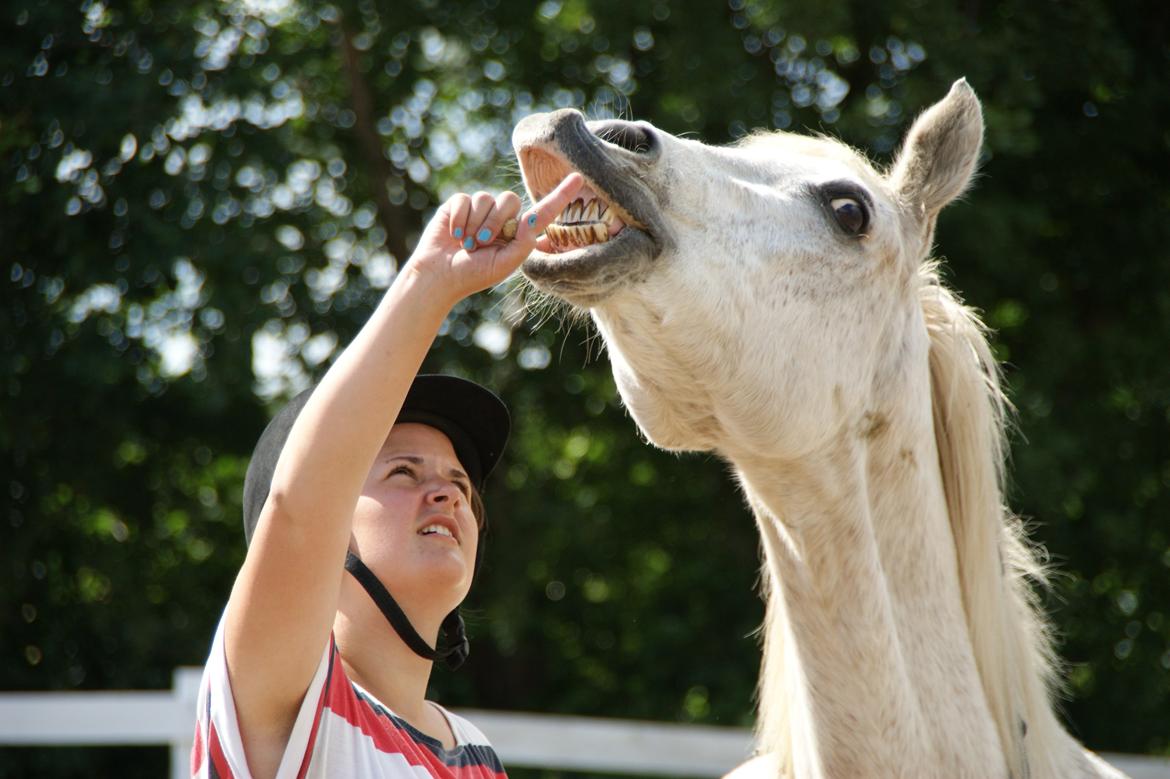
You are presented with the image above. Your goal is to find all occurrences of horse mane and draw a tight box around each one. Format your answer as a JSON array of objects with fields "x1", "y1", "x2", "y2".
[
  {"x1": 753, "y1": 262, "x2": 1066, "y2": 777},
  {"x1": 919, "y1": 261, "x2": 1064, "y2": 777}
]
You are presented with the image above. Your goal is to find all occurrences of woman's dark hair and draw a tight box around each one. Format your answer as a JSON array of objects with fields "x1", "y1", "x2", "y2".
[{"x1": 470, "y1": 486, "x2": 486, "y2": 531}]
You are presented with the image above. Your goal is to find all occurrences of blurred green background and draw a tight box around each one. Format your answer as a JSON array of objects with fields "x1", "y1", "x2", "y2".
[{"x1": 2, "y1": 0, "x2": 1168, "y2": 775}]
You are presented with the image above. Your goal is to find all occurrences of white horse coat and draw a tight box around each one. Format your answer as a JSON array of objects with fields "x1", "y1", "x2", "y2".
[{"x1": 513, "y1": 81, "x2": 1126, "y2": 779}]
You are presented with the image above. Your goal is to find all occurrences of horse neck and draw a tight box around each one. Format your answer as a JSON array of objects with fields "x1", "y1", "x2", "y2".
[{"x1": 729, "y1": 372, "x2": 1008, "y2": 778}]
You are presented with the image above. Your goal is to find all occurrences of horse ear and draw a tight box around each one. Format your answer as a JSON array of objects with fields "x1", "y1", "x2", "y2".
[{"x1": 889, "y1": 79, "x2": 984, "y2": 221}]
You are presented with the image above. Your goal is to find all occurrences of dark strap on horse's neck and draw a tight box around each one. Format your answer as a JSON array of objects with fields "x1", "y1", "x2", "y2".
[
  {"x1": 343, "y1": 551, "x2": 468, "y2": 669},
  {"x1": 1015, "y1": 717, "x2": 1030, "y2": 779}
]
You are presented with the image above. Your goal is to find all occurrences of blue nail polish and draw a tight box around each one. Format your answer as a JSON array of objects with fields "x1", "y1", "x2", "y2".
[
  {"x1": 454, "y1": 227, "x2": 463, "y2": 239},
  {"x1": 463, "y1": 236, "x2": 475, "y2": 250},
  {"x1": 477, "y1": 228, "x2": 491, "y2": 242},
  {"x1": 527, "y1": 214, "x2": 537, "y2": 227}
]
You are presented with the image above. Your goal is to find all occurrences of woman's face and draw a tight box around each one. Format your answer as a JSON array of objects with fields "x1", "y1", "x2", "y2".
[{"x1": 350, "y1": 423, "x2": 479, "y2": 612}]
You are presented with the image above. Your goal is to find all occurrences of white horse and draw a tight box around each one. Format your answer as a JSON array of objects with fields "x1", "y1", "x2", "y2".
[{"x1": 512, "y1": 81, "x2": 1127, "y2": 779}]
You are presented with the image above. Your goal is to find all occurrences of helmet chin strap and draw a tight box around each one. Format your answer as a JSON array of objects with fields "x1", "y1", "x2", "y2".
[{"x1": 343, "y1": 551, "x2": 470, "y2": 671}]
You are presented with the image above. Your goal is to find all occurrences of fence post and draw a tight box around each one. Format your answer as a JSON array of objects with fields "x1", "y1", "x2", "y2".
[{"x1": 171, "y1": 667, "x2": 203, "y2": 779}]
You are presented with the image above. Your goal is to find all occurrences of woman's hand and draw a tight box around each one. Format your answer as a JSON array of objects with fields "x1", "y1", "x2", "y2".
[{"x1": 404, "y1": 173, "x2": 584, "y2": 309}]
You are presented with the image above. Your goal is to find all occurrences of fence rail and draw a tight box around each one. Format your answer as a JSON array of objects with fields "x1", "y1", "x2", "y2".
[{"x1": 2, "y1": 668, "x2": 1167, "y2": 778}]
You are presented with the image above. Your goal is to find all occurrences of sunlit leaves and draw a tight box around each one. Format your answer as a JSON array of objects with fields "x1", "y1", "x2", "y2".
[{"x1": 2, "y1": 3, "x2": 1168, "y2": 775}]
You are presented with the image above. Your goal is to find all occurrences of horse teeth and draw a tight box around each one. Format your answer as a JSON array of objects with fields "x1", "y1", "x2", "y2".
[
  {"x1": 543, "y1": 213, "x2": 610, "y2": 250},
  {"x1": 554, "y1": 198, "x2": 612, "y2": 227}
]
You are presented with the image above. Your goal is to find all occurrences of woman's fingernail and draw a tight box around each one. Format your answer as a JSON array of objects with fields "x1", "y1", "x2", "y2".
[
  {"x1": 477, "y1": 228, "x2": 492, "y2": 243},
  {"x1": 527, "y1": 213, "x2": 538, "y2": 227},
  {"x1": 463, "y1": 236, "x2": 475, "y2": 250},
  {"x1": 454, "y1": 227, "x2": 463, "y2": 239}
]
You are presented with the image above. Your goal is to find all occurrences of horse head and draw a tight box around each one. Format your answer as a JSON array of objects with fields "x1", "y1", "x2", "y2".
[{"x1": 513, "y1": 80, "x2": 983, "y2": 465}]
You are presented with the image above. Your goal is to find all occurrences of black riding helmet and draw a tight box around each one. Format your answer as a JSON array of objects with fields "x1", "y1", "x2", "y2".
[{"x1": 242, "y1": 374, "x2": 510, "y2": 670}]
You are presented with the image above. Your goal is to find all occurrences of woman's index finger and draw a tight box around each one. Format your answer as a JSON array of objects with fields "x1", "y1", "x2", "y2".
[
  {"x1": 521, "y1": 173, "x2": 584, "y2": 239},
  {"x1": 492, "y1": 175, "x2": 580, "y2": 246},
  {"x1": 488, "y1": 173, "x2": 584, "y2": 271}
]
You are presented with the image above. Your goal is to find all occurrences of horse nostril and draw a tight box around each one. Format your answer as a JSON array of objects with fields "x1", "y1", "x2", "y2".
[{"x1": 591, "y1": 120, "x2": 656, "y2": 155}]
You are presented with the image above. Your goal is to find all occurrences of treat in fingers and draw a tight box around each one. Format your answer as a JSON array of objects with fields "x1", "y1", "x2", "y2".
[{"x1": 492, "y1": 218, "x2": 519, "y2": 244}]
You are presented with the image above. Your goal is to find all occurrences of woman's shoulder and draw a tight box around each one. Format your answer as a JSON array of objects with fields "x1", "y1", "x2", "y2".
[
  {"x1": 428, "y1": 703, "x2": 507, "y2": 775},
  {"x1": 430, "y1": 702, "x2": 494, "y2": 748}
]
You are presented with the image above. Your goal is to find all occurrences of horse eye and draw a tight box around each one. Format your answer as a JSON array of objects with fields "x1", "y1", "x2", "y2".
[{"x1": 830, "y1": 197, "x2": 868, "y2": 236}]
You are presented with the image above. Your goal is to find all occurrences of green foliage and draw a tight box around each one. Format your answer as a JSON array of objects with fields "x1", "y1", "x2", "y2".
[{"x1": 2, "y1": 0, "x2": 1168, "y2": 775}]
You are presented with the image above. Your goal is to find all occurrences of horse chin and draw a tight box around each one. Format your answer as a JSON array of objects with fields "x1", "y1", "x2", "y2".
[{"x1": 522, "y1": 226, "x2": 658, "y2": 306}]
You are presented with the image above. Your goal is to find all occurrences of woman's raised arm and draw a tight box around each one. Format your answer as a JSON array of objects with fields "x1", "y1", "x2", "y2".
[{"x1": 220, "y1": 175, "x2": 582, "y2": 776}]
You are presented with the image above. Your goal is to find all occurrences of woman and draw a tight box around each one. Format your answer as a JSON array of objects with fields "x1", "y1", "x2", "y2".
[{"x1": 192, "y1": 173, "x2": 584, "y2": 778}]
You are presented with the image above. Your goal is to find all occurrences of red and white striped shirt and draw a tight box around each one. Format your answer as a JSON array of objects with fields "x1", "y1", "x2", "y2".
[{"x1": 191, "y1": 618, "x2": 506, "y2": 778}]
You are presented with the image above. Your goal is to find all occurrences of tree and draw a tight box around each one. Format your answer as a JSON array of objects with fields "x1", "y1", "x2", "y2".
[{"x1": 2, "y1": 0, "x2": 1166, "y2": 776}]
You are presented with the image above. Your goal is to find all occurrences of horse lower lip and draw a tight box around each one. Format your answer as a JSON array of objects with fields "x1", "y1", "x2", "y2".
[{"x1": 523, "y1": 227, "x2": 658, "y2": 292}]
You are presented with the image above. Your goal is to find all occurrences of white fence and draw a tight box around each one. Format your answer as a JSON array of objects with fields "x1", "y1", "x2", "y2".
[{"x1": 2, "y1": 668, "x2": 1167, "y2": 778}]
